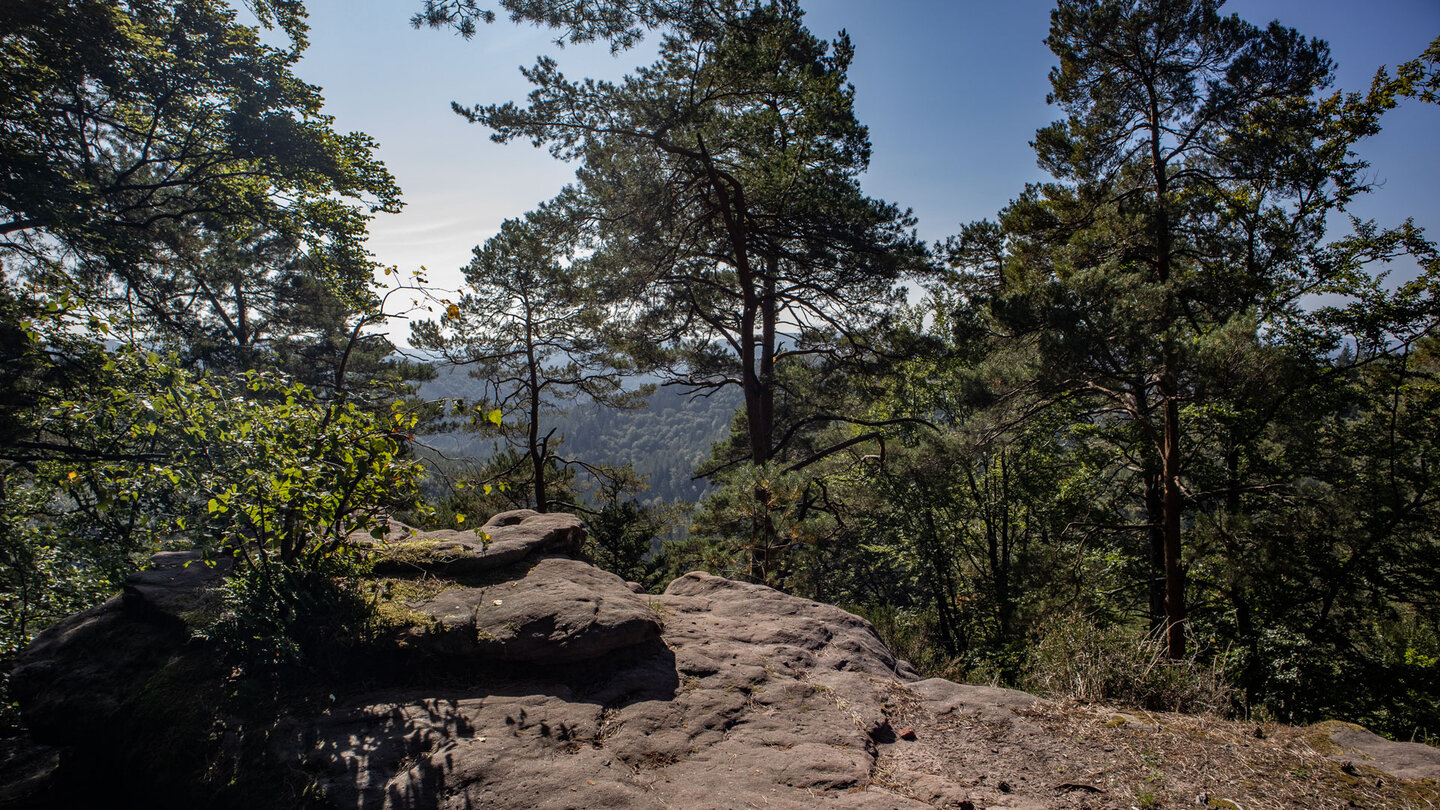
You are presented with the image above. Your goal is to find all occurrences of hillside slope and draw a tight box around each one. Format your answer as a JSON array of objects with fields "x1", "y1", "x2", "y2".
[{"x1": 418, "y1": 364, "x2": 741, "y2": 504}]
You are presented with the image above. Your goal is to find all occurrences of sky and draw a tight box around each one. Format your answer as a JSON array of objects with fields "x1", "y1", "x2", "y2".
[{"x1": 287, "y1": 0, "x2": 1440, "y2": 328}]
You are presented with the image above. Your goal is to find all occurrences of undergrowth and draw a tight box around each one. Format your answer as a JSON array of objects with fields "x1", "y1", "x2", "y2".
[
  {"x1": 862, "y1": 605, "x2": 1234, "y2": 716},
  {"x1": 1022, "y1": 612, "x2": 1233, "y2": 715},
  {"x1": 198, "y1": 555, "x2": 373, "y2": 673}
]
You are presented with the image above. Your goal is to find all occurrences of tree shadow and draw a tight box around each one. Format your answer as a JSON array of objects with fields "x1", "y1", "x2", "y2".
[{"x1": 298, "y1": 638, "x2": 679, "y2": 810}]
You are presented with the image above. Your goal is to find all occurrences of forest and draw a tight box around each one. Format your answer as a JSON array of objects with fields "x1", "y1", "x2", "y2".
[{"x1": 2, "y1": 0, "x2": 1438, "y2": 749}]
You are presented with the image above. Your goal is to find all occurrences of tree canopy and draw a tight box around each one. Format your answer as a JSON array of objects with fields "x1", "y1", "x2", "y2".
[
  {"x1": 0, "y1": 0, "x2": 402, "y2": 405},
  {"x1": 947, "y1": 0, "x2": 1434, "y2": 657},
  {"x1": 459, "y1": 0, "x2": 921, "y2": 466},
  {"x1": 443, "y1": 0, "x2": 925, "y2": 578},
  {"x1": 0, "y1": 0, "x2": 424, "y2": 709}
]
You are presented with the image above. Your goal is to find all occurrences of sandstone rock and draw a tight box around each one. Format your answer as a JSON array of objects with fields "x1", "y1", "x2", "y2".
[
  {"x1": 9, "y1": 550, "x2": 231, "y2": 741},
  {"x1": 909, "y1": 678, "x2": 1040, "y2": 727},
  {"x1": 0, "y1": 738, "x2": 60, "y2": 808},
  {"x1": 7, "y1": 596, "x2": 137, "y2": 739},
  {"x1": 1318, "y1": 720, "x2": 1440, "y2": 780},
  {"x1": 404, "y1": 557, "x2": 663, "y2": 663},
  {"x1": 12, "y1": 513, "x2": 1440, "y2": 810},
  {"x1": 660, "y1": 570, "x2": 910, "y2": 679},
  {"x1": 885, "y1": 767, "x2": 974, "y2": 808},
  {"x1": 276, "y1": 566, "x2": 935, "y2": 809},
  {"x1": 364, "y1": 510, "x2": 585, "y2": 578},
  {"x1": 122, "y1": 550, "x2": 234, "y2": 620}
]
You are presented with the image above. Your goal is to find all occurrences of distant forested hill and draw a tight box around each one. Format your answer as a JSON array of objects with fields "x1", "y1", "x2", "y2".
[{"x1": 416, "y1": 363, "x2": 741, "y2": 504}]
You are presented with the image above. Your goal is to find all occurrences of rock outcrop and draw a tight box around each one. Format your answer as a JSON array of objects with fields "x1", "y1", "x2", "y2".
[
  {"x1": 278, "y1": 567, "x2": 936, "y2": 810},
  {"x1": 358, "y1": 512, "x2": 659, "y2": 665},
  {"x1": 6, "y1": 510, "x2": 1439, "y2": 810},
  {"x1": 7, "y1": 550, "x2": 234, "y2": 740},
  {"x1": 362, "y1": 509, "x2": 586, "y2": 578}
]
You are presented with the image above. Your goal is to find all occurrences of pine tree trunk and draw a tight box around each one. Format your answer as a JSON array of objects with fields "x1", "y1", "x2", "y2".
[
  {"x1": 1161, "y1": 382, "x2": 1187, "y2": 658},
  {"x1": 1145, "y1": 466, "x2": 1167, "y2": 634},
  {"x1": 527, "y1": 315, "x2": 547, "y2": 513},
  {"x1": 1150, "y1": 98, "x2": 1186, "y2": 659}
]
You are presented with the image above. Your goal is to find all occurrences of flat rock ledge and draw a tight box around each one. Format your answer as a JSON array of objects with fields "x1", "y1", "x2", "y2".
[
  {"x1": 1318, "y1": 721, "x2": 1440, "y2": 782},
  {"x1": 361, "y1": 510, "x2": 662, "y2": 664},
  {"x1": 360, "y1": 509, "x2": 586, "y2": 578}
]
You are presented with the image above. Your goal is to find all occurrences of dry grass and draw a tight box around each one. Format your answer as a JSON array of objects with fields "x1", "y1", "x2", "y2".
[
  {"x1": 1024, "y1": 615, "x2": 1232, "y2": 715},
  {"x1": 1023, "y1": 700, "x2": 1439, "y2": 809},
  {"x1": 874, "y1": 686, "x2": 1439, "y2": 809}
]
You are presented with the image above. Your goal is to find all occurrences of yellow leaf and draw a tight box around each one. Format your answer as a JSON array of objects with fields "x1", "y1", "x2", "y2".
[
  {"x1": 67, "y1": 471, "x2": 78, "y2": 481},
  {"x1": 446, "y1": 303, "x2": 461, "y2": 320},
  {"x1": 455, "y1": 513, "x2": 466, "y2": 524},
  {"x1": 486, "y1": 408, "x2": 503, "y2": 426}
]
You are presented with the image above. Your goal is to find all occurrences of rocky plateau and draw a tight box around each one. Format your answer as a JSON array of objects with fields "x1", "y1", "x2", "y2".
[{"x1": 4, "y1": 510, "x2": 1438, "y2": 809}]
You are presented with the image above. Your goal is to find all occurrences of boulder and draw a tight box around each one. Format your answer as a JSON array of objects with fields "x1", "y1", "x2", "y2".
[
  {"x1": 9, "y1": 550, "x2": 231, "y2": 740},
  {"x1": 274, "y1": 563, "x2": 933, "y2": 809}
]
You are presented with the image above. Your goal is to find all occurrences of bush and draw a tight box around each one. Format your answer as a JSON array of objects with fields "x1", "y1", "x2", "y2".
[
  {"x1": 199, "y1": 552, "x2": 375, "y2": 673},
  {"x1": 4, "y1": 351, "x2": 427, "y2": 687}
]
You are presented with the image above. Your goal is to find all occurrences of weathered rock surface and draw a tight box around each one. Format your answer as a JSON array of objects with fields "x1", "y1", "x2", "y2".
[
  {"x1": 7, "y1": 510, "x2": 1440, "y2": 810},
  {"x1": 361, "y1": 509, "x2": 585, "y2": 578},
  {"x1": 1319, "y1": 721, "x2": 1440, "y2": 781},
  {"x1": 408, "y1": 556, "x2": 663, "y2": 663},
  {"x1": 123, "y1": 550, "x2": 235, "y2": 619},
  {"x1": 8, "y1": 551, "x2": 232, "y2": 739},
  {"x1": 276, "y1": 569, "x2": 932, "y2": 809}
]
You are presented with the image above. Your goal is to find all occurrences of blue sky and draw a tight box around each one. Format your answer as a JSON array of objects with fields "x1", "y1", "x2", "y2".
[{"x1": 290, "y1": 1, "x2": 1439, "y2": 310}]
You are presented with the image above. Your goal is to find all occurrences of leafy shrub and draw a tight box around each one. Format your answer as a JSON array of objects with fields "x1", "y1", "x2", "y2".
[
  {"x1": 199, "y1": 552, "x2": 374, "y2": 672},
  {"x1": 177, "y1": 370, "x2": 427, "y2": 567},
  {"x1": 4, "y1": 350, "x2": 427, "y2": 683},
  {"x1": 1245, "y1": 619, "x2": 1440, "y2": 742}
]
